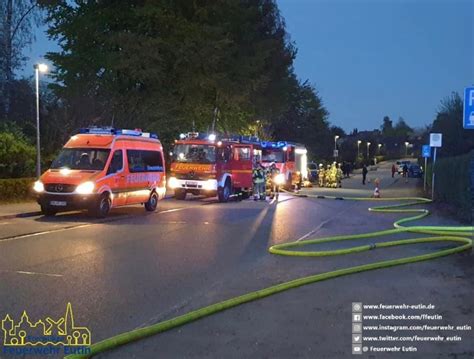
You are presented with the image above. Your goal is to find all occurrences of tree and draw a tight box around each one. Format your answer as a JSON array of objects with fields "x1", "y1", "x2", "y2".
[
  {"x1": 42, "y1": 0, "x2": 298, "y2": 147},
  {"x1": 380, "y1": 116, "x2": 393, "y2": 135},
  {"x1": 271, "y1": 77, "x2": 330, "y2": 159},
  {"x1": 431, "y1": 92, "x2": 474, "y2": 157},
  {"x1": 0, "y1": 0, "x2": 41, "y2": 118}
]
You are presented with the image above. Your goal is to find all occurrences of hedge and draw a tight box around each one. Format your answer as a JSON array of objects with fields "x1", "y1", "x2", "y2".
[
  {"x1": 0, "y1": 178, "x2": 35, "y2": 202},
  {"x1": 426, "y1": 150, "x2": 472, "y2": 222}
]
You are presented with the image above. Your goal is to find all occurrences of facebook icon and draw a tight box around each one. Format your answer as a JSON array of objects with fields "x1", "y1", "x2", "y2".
[{"x1": 464, "y1": 87, "x2": 474, "y2": 129}]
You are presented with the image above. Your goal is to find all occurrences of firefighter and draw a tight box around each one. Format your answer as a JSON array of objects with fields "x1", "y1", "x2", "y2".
[
  {"x1": 324, "y1": 164, "x2": 331, "y2": 187},
  {"x1": 328, "y1": 162, "x2": 338, "y2": 188},
  {"x1": 318, "y1": 163, "x2": 325, "y2": 187},
  {"x1": 268, "y1": 162, "x2": 281, "y2": 199},
  {"x1": 337, "y1": 163, "x2": 343, "y2": 188},
  {"x1": 252, "y1": 161, "x2": 266, "y2": 201}
]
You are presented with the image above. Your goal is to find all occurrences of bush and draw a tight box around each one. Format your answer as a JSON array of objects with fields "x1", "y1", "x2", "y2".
[
  {"x1": 0, "y1": 131, "x2": 35, "y2": 178},
  {"x1": 426, "y1": 150, "x2": 472, "y2": 222},
  {"x1": 0, "y1": 178, "x2": 35, "y2": 202}
]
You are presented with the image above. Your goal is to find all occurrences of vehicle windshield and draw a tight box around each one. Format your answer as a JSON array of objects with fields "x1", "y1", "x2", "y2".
[
  {"x1": 51, "y1": 148, "x2": 111, "y2": 170},
  {"x1": 262, "y1": 149, "x2": 285, "y2": 163},
  {"x1": 173, "y1": 144, "x2": 216, "y2": 164}
]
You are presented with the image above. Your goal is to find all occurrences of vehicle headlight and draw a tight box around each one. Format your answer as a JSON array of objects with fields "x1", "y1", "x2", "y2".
[
  {"x1": 274, "y1": 173, "x2": 286, "y2": 185},
  {"x1": 203, "y1": 179, "x2": 217, "y2": 191},
  {"x1": 75, "y1": 181, "x2": 95, "y2": 194},
  {"x1": 33, "y1": 181, "x2": 44, "y2": 193},
  {"x1": 168, "y1": 177, "x2": 179, "y2": 189}
]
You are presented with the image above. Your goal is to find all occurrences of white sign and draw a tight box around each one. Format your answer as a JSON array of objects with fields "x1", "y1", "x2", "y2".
[
  {"x1": 333, "y1": 149, "x2": 339, "y2": 157},
  {"x1": 429, "y1": 133, "x2": 442, "y2": 148}
]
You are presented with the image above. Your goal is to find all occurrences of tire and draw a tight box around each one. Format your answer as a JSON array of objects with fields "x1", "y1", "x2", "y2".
[
  {"x1": 145, "y1": 191, "x2": 158, "y2": 212},
  {"x1": 90, "y1": 193, "x2": 111, "y2": 218},
  {"x1": 217, "y1": 180, "x2": 231, "y2": 203},
  {"x1": 175, "y1": 189, "x2": 186, "y2": 200},
  {"x1": 40, "y1": 204, "x2": 57, "y2": 216}
]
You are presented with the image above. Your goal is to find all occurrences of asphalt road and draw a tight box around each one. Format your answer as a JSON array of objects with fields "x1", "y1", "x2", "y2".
[{"x1": 0, "y1": 162, "x2": 472, "y2": 359}]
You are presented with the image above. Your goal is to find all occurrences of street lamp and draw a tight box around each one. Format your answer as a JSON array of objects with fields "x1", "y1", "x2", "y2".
[
  {"x1": 404, "y1": 141, "x2": 409, "y2": 157},
  {"x1": 34, "y1": 63, "x2": 48, "y2": 178},
  {"x1": 334, "y1": 135, "x2": 340, "y2": 158},
  {"x1": 378, "y1": 143, "x2": 382, "y2": 153},
  {"x1": 357, "y1": 140, "x2": 362, "y2": 158},
  {"x1": 367, "y1": 142, "x2": 371, "y2": 159}
]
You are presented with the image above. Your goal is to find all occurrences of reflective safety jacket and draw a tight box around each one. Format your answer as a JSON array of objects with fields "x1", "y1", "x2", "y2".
[{"x1": 253, "y1": 167, "x2": 265, "y2": 184}]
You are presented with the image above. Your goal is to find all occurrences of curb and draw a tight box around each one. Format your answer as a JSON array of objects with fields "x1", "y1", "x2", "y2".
[
  {"x1": 0, "y1": 194, "x2": 175, "y2": 220},
  {"x1": 0, "y1": 211, "x2": 42, "y2": 220}
]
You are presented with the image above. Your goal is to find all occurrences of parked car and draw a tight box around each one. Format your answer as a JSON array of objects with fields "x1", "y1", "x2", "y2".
[
  {"x1": 307, "y1": 162, "x2": 318, "y2": 182},
  {"x1": 396, "y1": 160, "x2": 411, "y2": 174},
  {"x1": 408, "y1": 164, "x2": 423, "y2": 178}
]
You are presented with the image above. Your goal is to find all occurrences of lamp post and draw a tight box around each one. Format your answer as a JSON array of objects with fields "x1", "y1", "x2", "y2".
[
  {"x1": 367, "y1": 142, "x2": 371, "y2": 160},
  {"x1": 404, "y1": 141, "x2": 409, "y2": 157},
  {"x1": 378, "y1": 143, "x2": 382, "y2": 153},
  {"x1": 34, "y1": 63, "x2": 48, "y2": 178},
  {"x1": 334, "y1": 135, "x2": 339, "y2": 158},
  {"x1": 357, "y1": 140, "x2": 361, "y2": 158}
]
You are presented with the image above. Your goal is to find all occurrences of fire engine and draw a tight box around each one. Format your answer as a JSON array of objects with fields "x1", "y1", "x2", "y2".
[
  {"x1": 260, "y1": 141, "x2": 308, "y2": 189},
  {"x1": 168, "y1": 133, "x2": 261, "y2": 202}
]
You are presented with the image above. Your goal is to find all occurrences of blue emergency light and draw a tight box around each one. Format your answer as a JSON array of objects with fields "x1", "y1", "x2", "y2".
[
  {"x1": 78, "y1": 127, "x2": 158, "y2": 139},
  {"x1": 261, "y1": 141, "x2": 287, "y2": 148}
]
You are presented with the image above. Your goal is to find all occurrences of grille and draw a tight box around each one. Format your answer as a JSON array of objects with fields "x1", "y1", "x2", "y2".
[
  {"x1": 45, "y1": 183, "x2": 76, "y2": 193},
  {"x1": 176, "y1": 173, "x2": 210, "y2": 181}
]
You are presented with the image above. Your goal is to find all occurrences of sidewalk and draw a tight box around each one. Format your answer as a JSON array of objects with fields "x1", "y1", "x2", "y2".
[
  {"x1": 0, "y1": 201, "x2": 41, "y2": 220},
  {"x1": 302, "y1": 160, "x2": 423, "y2": 198}
]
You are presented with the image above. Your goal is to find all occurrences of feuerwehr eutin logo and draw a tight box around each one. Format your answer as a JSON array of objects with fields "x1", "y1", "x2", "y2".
[{"x1": 1, "y1": 302, "x2": 91, "y2": 356}]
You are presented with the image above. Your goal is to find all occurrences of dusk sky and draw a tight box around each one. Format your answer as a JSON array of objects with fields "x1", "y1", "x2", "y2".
[{"x1": 24, "y1": 0, "x2": 473, "y2": 132}]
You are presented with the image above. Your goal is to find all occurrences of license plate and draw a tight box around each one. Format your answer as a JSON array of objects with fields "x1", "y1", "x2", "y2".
[
  {"x1": 185, "y1": 181, "x2": 198, "y2": 186},
  {"x1": 50, "y1": 201, "x2": 67, "y2": 207}
]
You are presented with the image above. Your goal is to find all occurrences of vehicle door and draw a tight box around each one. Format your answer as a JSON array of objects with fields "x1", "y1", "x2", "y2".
[
  {"x1": 126, "y1": 149, "x2": 163, "y2": 204},
  {"x1": 230, "y1": 145, "x2": 253, "y2": 188},
  {"x1": 106, "y1": 149, "x2": 127, "y2": 206}
]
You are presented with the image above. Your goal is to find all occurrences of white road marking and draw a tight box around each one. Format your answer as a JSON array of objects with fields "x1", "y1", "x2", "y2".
[
  {"x1": 0, "y1": 205, "x2": 198, "y2": 243},
  {"x1": 0, "y1": 269, "x2": 63, "y2": 277}
]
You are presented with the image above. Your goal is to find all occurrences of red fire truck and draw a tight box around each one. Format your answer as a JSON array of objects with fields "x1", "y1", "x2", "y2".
[
  {"x1": 260, "y1": 141, "x2": 308, "y2": 189},
  {"x1": 168, "y1": 133, "x2": 261, "y2": 202}
]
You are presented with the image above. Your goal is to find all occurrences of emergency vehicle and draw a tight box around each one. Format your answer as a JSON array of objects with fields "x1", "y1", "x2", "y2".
[
  {"x1": 168, "y1": 133, "x2": 261, "y2": 202},
  {"x1": 33, "y1": 127, "x2": 166, "y2": 217},
  {"x1": 260, "y1": 141, "x2": 308, "y2": 189}
]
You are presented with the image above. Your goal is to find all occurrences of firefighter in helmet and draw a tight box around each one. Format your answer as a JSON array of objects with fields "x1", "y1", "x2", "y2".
[
  {"x1": 252, "y1": 161, "x2": 266, "y2": 200},
  {"x1": 267, "y1": 162, "x2": 282, "y2": 199},
  {"x1": 318, "y1": 163, "x2": 325, "y2": 187},
  {"x1": 325, "y1": 164, "x2": 332, "y2": 188}
]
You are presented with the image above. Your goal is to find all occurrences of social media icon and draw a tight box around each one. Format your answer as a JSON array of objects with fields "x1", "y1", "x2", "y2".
[
  {"x1": 352, "y1": 323, "x2": 362, "y2": 333},
  {"x1": 352, "y1": 313, "x2": 362, "y2": 322},
  {"x1": 352, "y1": 334, "x2": 362, "y2": 343},
  {"x1": 352, "y1": 345, "x2": 362, "y2": 355},
  {"x1": 352, "y1": 302, "x2": 362, "y2": 312}
]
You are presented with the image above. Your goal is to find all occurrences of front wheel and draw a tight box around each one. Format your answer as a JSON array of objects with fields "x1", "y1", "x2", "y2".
[
  {"x1": 145, "y1": 191, "x2": 158, "y2": 212},
  {"x1": 40, "y1": 204, "x2": 57, "y2": 216},
  {"x1": 89, "y1": 193, "x2": 111, "y2": 218},
  {"x1": 217, "y1": 180, "x2": 231, "y2": 203},
  {"x1": 175, "y1": 189, "x2": 186, "y2": 200}
]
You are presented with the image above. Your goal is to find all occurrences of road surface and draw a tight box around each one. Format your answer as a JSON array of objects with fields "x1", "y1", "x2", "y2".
[{"x1": 0, "y1": 162, "x2": 472, "y2": 358}]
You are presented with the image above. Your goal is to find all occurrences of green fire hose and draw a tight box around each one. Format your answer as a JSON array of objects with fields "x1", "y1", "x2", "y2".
[{"x1": 65, "y1": 195, "x2": 473, "y2": 359}]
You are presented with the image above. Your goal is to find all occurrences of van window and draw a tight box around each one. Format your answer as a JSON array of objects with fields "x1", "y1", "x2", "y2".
[
  {"x1": 127, "y1": 150, "x2": 164, "y2": 173},
  {"x1": 107, "y1": 150, "x2": 123, "y2": 175},
  {"x1": 51, "y1": 148, "x2": 110, "y2": 170}
]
